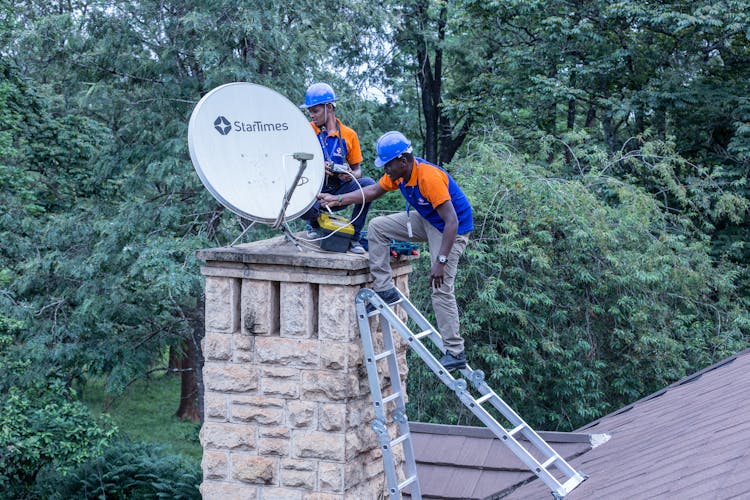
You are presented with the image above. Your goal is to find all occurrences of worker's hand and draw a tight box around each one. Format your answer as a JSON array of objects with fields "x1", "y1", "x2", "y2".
[
  {"x1": 337, "y1": 172, "x2": 352, "y2": 182},
  {"x1": 324, "y1": 161, "x2": 334, "y2": 177},
  {"x1": 318, "y1": 193, "x2": 338, "y2": 208},
  {"x1": 429, "y1": 260, "x2": 446, "y2": 289}
]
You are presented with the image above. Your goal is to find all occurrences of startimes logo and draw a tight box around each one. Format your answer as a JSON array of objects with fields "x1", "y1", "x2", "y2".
[
  {"x1": 214, "y1": 116, "x2": 232, "y2": 135},
  {"x1": 213, "y1": 115, "x2": 290, "y2": 136}
]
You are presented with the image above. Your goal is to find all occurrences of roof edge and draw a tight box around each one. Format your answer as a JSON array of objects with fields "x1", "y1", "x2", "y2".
[{"x1": 410, "y1": 421, "x2": 596, "y2": 444}]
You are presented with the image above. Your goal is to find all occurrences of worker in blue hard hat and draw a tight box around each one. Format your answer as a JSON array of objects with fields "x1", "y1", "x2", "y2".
[
  {"x1": 318, "y1": 131, "x2": 474, "y2": 371},
  {"x1": 299, "y1": 82, "x2": 375, "y2": 254}
]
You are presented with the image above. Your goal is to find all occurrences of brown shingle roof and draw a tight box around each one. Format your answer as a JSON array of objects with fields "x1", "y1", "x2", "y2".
[
  {"x1": 405, "y1": 423, "x2": 598, "y2": 498},
  {"x1": 408, "y1": 348, "x2": 750, "y2": 499}
]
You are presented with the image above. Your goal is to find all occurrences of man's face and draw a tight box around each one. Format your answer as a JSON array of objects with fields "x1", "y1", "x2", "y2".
[
  {"x1": 307, "y1": 103, "x2": 331, "y2": 127},
  {"x1": 383, "y1": 156, "x2": 407, "y2": 182}
]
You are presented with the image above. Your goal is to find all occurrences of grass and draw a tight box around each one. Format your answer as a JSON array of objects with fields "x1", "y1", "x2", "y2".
[{"x1": 81, "y1": 373, "x2": 202, "y2": 460}]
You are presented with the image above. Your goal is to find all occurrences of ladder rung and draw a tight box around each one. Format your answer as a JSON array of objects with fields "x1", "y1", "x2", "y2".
[
  {"x1": 413, "y1": 330, "x2": 432, "y2": 340},
  {"x1": 398, "y1": 474, "x2": 418, "y2": 490},
  {"x1": 390, "y1": 433, "x2": 410, "y2": 447},
  {"x1": 374, "y1": 349, "x2": 394, "y2": 361},
  {"x1": 509, "y1": 423, "x2": 526, "y2": 437},
  {"x1": 475, "y1": 392, "x2": 494, "y2": 405},
  {"x1": 382, "y1": 392, "x2": 401, "y2": 404},
  {"x1": 541, "y1": 455, "x2": 558, "y2": 470}
]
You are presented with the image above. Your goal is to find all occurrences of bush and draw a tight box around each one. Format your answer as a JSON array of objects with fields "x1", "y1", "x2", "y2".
[
  {"x1": 0, "y1": 381, "x2": 117, "y2": 499},
  {"x1": 32, "y1": 440, "x2": 201, "y2": 500}
]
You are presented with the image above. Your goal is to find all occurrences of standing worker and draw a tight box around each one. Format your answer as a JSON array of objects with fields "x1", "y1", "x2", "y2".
[
  {"x1": 299, "y1": 82, "x2": 374, "y2": 254},
  {"x1": 318, "y1": 131, "x2": 473, "y2": 370}
]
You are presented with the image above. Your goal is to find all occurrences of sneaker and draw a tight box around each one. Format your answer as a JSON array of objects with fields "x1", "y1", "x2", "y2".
[
  {"x1": 366, "y1": 287, "x2": 400, "y2": 313},
  {"x1": 350, "y1": 241, "x2": 366, "y2": 254},
  {"x1": 306, "y1": 226, "x2": 321, "y2": 239},
  {"x1": 439, "y1": 351, "x2": 466, "y2": 371}
]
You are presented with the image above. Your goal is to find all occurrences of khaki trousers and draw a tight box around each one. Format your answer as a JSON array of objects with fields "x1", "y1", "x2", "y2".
[{"x1": 368, "y1": 211, "x2": 469, "y2": 355}]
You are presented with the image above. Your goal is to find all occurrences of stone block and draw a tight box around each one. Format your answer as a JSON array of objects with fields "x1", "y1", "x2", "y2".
[
  {"x1": 234, "y1": 337, "x2": 255, "y2": 363},
  {"x1": 318, "y1": 462, "x2": 344, "y2": 493},
  {"x1": 204, "y1": 333, "x2": 232, "y2": 361},
  {"x1": 345, "y1": 425, "x2": 376, "y2": 461},
  {"x1": 286, "y1": 400, "x2": 316, "y2": 428},
  {"x1": 232, "y1": 396, "x2": 285, "y2": 426},
  {"x1": 205, "y1": 276, "x2": 241, "y2": 333},
  {"x1": 318, "y1": 403, "x2": 345, "y2": 432},
  {"x1": 200, "y1": 481, "x2": 258, "y2": 499},
  {"x1": 204, "y1": 391, "x2": 228, "y2": 420},
  {"x1": 201, "y1": 422, "x2": 256, "y2": 451},
  {"x1": 201, "y1": 450, "x2": 229, "y2": 479},
  {"x1": 343, "y1": 461, "x2": 365, "y2": 491},
  {"x1": 258, "y1": 488, "x2": 302, "y2": 499},
  {"x1": 280, "y1": 282, "x2": 316, "y2": 338},
  {"x1": 204, "y1": 363, "x2": 259, "y2": 393},
  {"x1": 261, "y1": 366, "x2": 300, "y2": 398},
  {"x1": 259, "y1": 437, "x2": 290, "y2": 457},
  {"x1": 303, "y1": 494, "x2": 343, "y2": 500},
  {"x1": 232, "y1": 454, "x2": 277, "y2": 485},
  {"x1": 301, "y1": 371, "x2": 359, "y2": 402},
  {"x1": 318, "y1": 285, "x2": 359, "y2": 341},
  {"x1": 292, "y1": 430, "x2": 345, "y2": 461},
  {"x1": 364, "y1": 452, "x2": 390, "y2": 483},
  {"x1": 260, "y1": 426, "x2": 291, "y2": 439},
  {"x1": 256, "y1": 337, "x2": 319, "y2": 368},
  {"x1": 319, "y1": 342, "x2": 346, "y2": 371},
  {"x1": 345, "y1": 398, "x2": 374, "y2": 429},
  {"x1": 345, "y1": 478, "x2": 386, "y2": 500},
  {"x1": 242, "y1": 279, "x2": 279, "y2": 335},
  {"x1": 280, "y1": 459, "x2": 317, "y2": 489}
]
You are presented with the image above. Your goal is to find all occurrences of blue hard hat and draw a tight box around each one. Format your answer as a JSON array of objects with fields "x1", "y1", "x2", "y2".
[
  {"x1": 374, "y1": 131, "x2": 412, "y2": 168},
  {"x1": 300, "y1": 82, "x2": 336, "y2": 108}
]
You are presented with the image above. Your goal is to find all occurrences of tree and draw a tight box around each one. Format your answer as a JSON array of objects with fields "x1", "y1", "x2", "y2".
[
  {"x1": 3, "y1": 0, "x2": 395, "y2": 422},
  {"x1": 388, "y1": 0, "x2": 474, "y2": 165},
  {"x1": 407, "y1": 129, "x2": 750, "y2": 430}
]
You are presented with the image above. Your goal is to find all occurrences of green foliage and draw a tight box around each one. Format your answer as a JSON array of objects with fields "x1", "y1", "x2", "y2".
[
  {"x1": 407, "y1": 130, "x2": 750, "y2": 430},
  {"x1": 4, "y1": 0, "x2": 750, "y2": 452},
  {"x1": 0, "y1": 317, "x2": 107, "y2": 497},
  {"x1": 31, "y1": 440, "x2": 201, "y2": 500},
  {"x1": 82, "y1": 375, "x2": 202, "y2": 460}
]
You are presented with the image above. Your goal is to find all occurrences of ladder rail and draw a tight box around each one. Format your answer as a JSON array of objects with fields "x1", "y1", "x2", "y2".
[
  {"x1": 379, "y1": 317, "x2": 421, "y2": 495},
  {"x1": 356, "y1": 293, "x2": 422, "y2": 499},
  {"x1": 356, "y1": 288, "x2": 586, "y2": 499}
]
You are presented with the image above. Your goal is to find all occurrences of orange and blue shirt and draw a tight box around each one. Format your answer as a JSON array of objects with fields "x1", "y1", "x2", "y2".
[
  {"x1": 310, "y1": 119, "x2": 362, "y2": 189},
  {"x1": 379, "y1": 157, "x2": 473, "y2": 234}
]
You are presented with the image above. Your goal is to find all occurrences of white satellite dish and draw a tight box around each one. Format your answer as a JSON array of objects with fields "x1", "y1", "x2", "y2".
[{"x1": 188, "y1": 82, "x2": 324, "y2": 226}]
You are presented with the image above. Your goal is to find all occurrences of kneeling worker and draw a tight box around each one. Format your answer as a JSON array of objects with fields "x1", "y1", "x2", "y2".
[
  {"x1": 318, "y1": 131, "x2": 473, "y2": 370},
  {"x1": 299, "y1": 82, "x2": 374, "y2": 254}
]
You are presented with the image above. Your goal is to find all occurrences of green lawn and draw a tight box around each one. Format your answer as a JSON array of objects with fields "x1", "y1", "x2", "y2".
[{"x1": 82, "y1": 374, "x2": 202, "y2": 460}]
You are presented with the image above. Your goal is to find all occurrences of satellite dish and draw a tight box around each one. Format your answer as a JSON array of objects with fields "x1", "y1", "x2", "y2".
[{"x1": 188, "y1": 82, "x2": 324, "y2": 225}]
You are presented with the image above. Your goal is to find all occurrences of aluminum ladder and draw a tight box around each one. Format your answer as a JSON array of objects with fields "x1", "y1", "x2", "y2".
[{"x1": 355, "y1": 287, "x2": 587, "y2": 499}]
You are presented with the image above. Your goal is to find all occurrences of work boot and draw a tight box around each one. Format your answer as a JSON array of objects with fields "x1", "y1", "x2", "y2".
[
  {"x1": 349, "y1": 240, "x2": 366, "y2": 254},
  {"x1": 366, "y1": 287, "x2": 400, "y2": 313},
  {"x1": 439, "y1": 351, "x2": 466, "y2": 371},
  {"x1": 306, "y1": 224, "x2": 321, "y2": 239}
]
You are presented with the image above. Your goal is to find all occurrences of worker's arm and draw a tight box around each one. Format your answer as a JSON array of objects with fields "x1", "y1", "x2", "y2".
[
  {"x1": 430, "y1": 200, "x2": 459, "y2": 289},
  {"x1": 338, "y1": 161, "x2": 362, "y2": 181},
  {"x1": 318, "y1": 182, "x2": 386, "y2": 207}
]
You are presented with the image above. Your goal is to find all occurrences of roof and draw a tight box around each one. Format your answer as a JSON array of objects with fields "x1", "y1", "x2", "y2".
[
  {"x1": 405, "y1": 423, "x2": 599, "y2": 499},
  {"x1": 408, "y1": 348, "x2": 750, "y2": 499}
]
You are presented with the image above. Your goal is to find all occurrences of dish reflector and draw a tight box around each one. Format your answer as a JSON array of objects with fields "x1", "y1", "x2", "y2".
[{"x1": 188, "y1": 82, "x2": 324, "y2": 224}]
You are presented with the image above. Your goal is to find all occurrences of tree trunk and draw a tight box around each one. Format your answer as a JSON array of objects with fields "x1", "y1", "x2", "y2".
[
  {"x1": 174, "y1": 298, "x2": 205, "y2": 422},
  {"x1": 168, "y1": 344, "x2": 181, "y2": 373}
]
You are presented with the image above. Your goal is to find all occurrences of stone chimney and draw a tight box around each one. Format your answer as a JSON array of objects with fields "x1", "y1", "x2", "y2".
[{"x1": 197, "y1": 234, "x2": 413, "y2": 499}]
